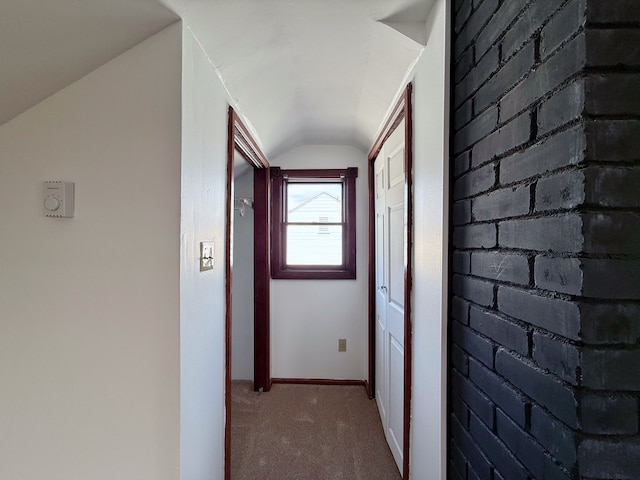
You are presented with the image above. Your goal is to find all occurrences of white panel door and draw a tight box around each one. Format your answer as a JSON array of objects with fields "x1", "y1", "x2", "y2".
[
  {"x1": 374, "y1": 120, "x2": 405, "y2": 474},
  {"x1": 374, "y1": 155, "x2": 387, "y2": 428}
]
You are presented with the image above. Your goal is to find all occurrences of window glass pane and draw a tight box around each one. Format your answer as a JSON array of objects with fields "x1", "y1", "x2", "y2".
[
  {"x1": 287, "y1": 183, "x2": 342, "y2": 222},
  {"x1": 286, "y1": 225, "x2": 342, "y2": 265}
]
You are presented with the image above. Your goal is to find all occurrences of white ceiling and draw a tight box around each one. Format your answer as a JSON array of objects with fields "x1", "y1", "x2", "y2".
[
  {"x1": 0, "y1": 0, "x2": 178, "y2": 127},
  {"x1": 167, "y1": 0, "x2": 431, "y2": 157},
  {"x1": 1, "y1": 0, "x2": 432, "y2": 158}
]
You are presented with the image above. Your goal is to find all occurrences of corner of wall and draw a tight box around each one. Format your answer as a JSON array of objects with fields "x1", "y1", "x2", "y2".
[
  {"x1": 409, "y1": 0, "x2": 450, "y2": 478},
  {"x1": 179, "y1": 24, "x2": 232, "y2": 480}
]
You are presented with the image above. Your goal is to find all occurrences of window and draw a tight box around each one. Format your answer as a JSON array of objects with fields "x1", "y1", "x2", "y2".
[
  {"x1": 271, "y1": 167, "x2": 358, "y2": 279},
  {"x1": 318, "y1": 216, "x2": 329, "y2": 234}
]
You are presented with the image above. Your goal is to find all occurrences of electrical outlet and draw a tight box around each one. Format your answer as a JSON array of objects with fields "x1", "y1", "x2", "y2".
[{"x1": 338, "y1": 338, "x2": 347, "y2": 352}]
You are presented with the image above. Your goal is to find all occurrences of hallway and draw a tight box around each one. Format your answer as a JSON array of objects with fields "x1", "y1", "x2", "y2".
[
  {"x1": 230, "y1": 382, "x2": 401, "y2": 480},
  {"x1": 6, "y1": 1, "x2": 638, "y2": 480},
  {"x1": 1, "y1": 1, "x2": 450, "y2": 479}
]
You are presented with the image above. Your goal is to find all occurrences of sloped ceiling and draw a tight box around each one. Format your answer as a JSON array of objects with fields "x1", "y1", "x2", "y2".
[
  {"x1": 167, "y1": 0, "x2": 433, "y2": 157},
  {"x1": 0, "y1": 0, "x2": 178, "y2": 127},
  {"x1": 1, "y1": 0, "x2": 433, "y2": 159}
]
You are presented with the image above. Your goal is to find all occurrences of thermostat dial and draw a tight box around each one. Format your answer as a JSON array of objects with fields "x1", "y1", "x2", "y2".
[{"x1": 44, "y1": 195, "x2": 61, "y2": 211}]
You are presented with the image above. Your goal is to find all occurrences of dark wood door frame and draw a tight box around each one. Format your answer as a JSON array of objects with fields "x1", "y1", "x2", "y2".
[
  {"x1": 367, "y1": 83, "x2": 413, "y2": 479},
  {"x1": 224, "y1": 106, "x2": 271, "y2": 480}
]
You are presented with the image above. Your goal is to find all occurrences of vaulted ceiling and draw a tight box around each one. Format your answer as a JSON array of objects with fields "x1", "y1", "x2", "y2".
[{"x1": 1, "y1": 0, "x2": 433, "y2": 158}]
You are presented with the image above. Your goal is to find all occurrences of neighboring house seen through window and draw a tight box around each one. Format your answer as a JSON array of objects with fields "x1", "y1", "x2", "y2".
[{"x1": 271, "y1": 167, "x2": 358, "y2": 279}]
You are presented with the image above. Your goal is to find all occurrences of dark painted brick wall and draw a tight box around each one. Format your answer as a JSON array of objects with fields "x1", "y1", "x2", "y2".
[{"x1": 449, "y1": 0, "x2": 640, "y2": 478}]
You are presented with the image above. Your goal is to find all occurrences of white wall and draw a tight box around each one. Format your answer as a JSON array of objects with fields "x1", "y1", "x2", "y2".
[
  {"x1": 270, "y1": 145, "x2": 368, "y2": 380},
  {"x1": 180, "y1": 26, "x2": 232, "y2": 480},
  {"x1": 232, "y1": 169, "x2": 255, "y2": 380},
  {"x1": 408, "y1": 0, "x2": 450, "y2": 478},
  {"x1": 0, "y1": 24, "x2": 182, "y2": 480}
]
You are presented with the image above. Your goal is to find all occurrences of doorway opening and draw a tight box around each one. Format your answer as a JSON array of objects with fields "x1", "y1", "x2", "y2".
[
  {"x1": 368, "y1": 83, "x2": 413, "y2": 479},
  {"x1": 224, "y1": 107, "x2": 270, "y2": 480}
]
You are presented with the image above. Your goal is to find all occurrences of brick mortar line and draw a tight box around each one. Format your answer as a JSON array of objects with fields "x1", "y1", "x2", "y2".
[
  {"x1": 455, "y1": 382, "x2": 640, "y2": 442},
  {"x1": 451, "y1": 336, "x2": 578, "y2": 416},
  {"x1": 450, "y1": 404, "x2": 576, "y2": 480},
  {"x1": 456, "y1": 159, "x2": 577, "y2": 184},
  {"x1": 453, "y1": 158, "x2": 640, "y2": 198},
  {"x1": 456, "y1": 271, "x2": 640, "y2": 298},
  {"x1": 586, "y1": 22, "x2": 640, "y2": 29},
  {"x1": 450, "y1": 294, "x2": 640, "y2": 342},
  {"x1": 456, "y1": 207, "x2": 640, "y2": 219},
  {"x1": 456, "y1": 0, "x2": 574, "y2": 65},
  {"x1": 455, "y1": 13, "x2": 584, "y2": 114},
  {"x1": 539, "y1": 26, "x2": 586, "y2": 64},
  {"x1": 454, "y1": 247, "x2": 640, "y2": 262},
  {"x1": 455, "y1": 211, "x2": 580, "y2": 222},
  {"x1": 453, "y1": 103, "x2": 583, "y2": 161},
  {"x1": 454, "y1": 332, "x2": 584, "y2": 403},
  {"x1": 584, "y1": 112, "x2": 640, "y2": 120}
]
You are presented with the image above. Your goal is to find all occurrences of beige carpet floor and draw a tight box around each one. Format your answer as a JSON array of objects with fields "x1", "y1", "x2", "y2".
[{"x1": 231, "y1": 381, "x2": 402, "y2": 480}]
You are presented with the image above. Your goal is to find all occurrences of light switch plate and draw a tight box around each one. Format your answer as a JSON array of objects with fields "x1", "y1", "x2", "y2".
[{"x1": 200, "y1": 241, "x2": 214, "y2": 271}]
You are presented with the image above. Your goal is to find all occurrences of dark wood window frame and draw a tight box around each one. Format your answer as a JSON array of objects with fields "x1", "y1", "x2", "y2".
[{"x1": 271, "y1": 167, "x2": 358, "y2": 280}]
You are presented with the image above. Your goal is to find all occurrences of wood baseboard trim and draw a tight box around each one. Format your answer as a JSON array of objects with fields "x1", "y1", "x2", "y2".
[{"x1": 271, "y1": 378, "x2": 367, "y2": 387}]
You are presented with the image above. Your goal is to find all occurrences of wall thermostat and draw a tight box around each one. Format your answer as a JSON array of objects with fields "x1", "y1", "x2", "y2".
[{"x1": 43, "y1": 181, "x2": 74, "y2": 217}]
